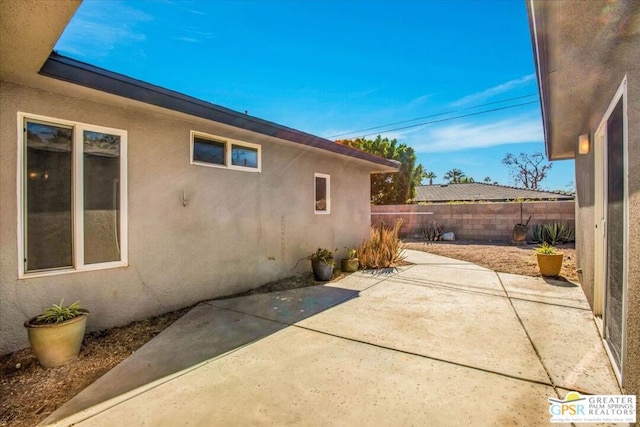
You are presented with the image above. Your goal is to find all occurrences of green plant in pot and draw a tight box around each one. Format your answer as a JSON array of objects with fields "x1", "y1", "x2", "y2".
[
  {"x1": 341, "y1": 248, "x2": 359, "y2": 273},
  {"x1": 24, "y1": 300, "x2": 89, "y2": 368},
  {"x1": 307, "y1": 247, "x2": 337, "y2": 281},
  {"x1": 535, "y1": 243, "x2": 564, "y2": 277}
]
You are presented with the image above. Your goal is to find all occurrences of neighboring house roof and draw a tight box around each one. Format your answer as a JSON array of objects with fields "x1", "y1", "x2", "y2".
[
  {"x1": 1, "y1": 1, "x2": 399, "y2": 172},
  {"x1": 414, "y1": 183, "x2": 574, "y2": 203},
  {"x1": 526, "y1": 0, "x2": 639, "y2": 160}
]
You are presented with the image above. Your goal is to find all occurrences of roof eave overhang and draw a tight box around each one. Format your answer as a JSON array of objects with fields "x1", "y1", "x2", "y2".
[
  {"x1": 526, "y1": 0, "x2": 639, "y2": 161},
  {"x1": 526, "y1": 0, "x2": 574, "y2": 161},
  {"x1": 39, "y1": 53, "x2": 400, "y2": 172}
]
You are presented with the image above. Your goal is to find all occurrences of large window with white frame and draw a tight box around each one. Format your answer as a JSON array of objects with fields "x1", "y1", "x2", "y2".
[
  {"x1": 314, "y1": 173, "x2": 330, "y2": 214},
  {"x1": 19, "y1": 113, "x2": 127, "y2": 276},
  {"x1": 191, "y1": 131, "x2": 261, "y2": 172}
]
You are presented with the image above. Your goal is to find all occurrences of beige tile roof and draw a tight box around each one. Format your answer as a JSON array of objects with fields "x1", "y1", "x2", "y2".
[{"x1": 415, "y1": 183, "x2": 574, "y2": 203}]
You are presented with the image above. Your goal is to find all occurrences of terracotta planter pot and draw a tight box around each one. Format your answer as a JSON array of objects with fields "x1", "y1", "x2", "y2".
[
  {"x1": 24, "y1": 314, "x2": 88, "y2": 368},
  {"x1": 311, "y1": 259, "x2": 334, "y2": 281},
  {"x1": 536, "y1": 253, "x2": 564, "y2": 277},
  {"x1": 341, "y1": 258, "x2": 359, "y2": 273}
]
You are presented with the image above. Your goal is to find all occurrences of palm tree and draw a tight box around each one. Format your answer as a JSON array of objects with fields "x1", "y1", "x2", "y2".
[
  {"x1": 425, "y1": 171, "x2": 436, "y2": 185},
  {"x1": 460, "y1": 176, "x2": 475, "y2": 183},
  {"x1": 483, "y1": 176, "x2": 492, "y2": 183},
  {"x1": 443, "y1": 168, "x2": 466, "y2": 183}
]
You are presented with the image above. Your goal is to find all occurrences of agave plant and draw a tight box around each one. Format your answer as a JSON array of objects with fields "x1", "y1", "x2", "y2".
[
  {"x1": 35, "y1": 300, "x2": 88, "y2": 325},
  {"x1": 528, "y1": 222, "x2": 575, "y2": 245},
  {"x1": 421, "y1": 221, "x2": 443, "y2": 241},
  {"x1": 535, "y1": 242, "x2": 560, "y2": 255}
]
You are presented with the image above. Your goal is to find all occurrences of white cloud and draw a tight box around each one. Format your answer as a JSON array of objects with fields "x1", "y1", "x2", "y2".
[
  {"x1": 450, "y1": 74, "x2": 537, "y2": 107},
  {"x1": 55, "y1": 2, "x2": 152, "y2": 57},
  {"x1": 404, "y1": 93, "x2": 437, "y2": 110},
  {"x1": 410, "y1": 114, "x2": 543, "y2": 153}
]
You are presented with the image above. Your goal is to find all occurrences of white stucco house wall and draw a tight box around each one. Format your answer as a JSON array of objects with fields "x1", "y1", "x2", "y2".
[
  {"x1": 0, "y1": 1, "x2": 399, "y2": 354},
  {"x1": 527, "y1": 0, "x2": 639, "y2": 397}
]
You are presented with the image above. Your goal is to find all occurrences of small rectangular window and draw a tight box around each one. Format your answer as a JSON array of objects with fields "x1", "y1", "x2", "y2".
[
  {"x1": 191, "y1": 132, "x2": 260, "y2": 172},
  {"x1": 193, "y1": 136, "x2": 225, "y2": 166},
  {"x1": 315, "y1": 173, "x2": 330, "y2": 214},
  {"x1": 231, "y1": 144, "x2": 258, "y2": 168}
]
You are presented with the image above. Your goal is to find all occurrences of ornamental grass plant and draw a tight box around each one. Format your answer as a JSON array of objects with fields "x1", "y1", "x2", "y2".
[{"x1": 357, "y1": 219, "x2": 406, "y2": 269}]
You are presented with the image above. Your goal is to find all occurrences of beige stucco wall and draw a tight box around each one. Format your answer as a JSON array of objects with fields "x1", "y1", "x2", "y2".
[
  {"x1": 573, "y1": 74, "x2": 639, "y2": 396},
  {"x1": 0, "y1": 80, "x2": 375, "y2": 354}
]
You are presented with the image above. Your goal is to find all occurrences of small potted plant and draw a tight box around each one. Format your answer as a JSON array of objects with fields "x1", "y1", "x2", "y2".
[
  {"x1": 307, "y1": 247, "x2": 337, "y2": 281},
  {"x1": 24, "y1": 300, "x2": 89, "y2": 368},
  {"x1": 535, "y1": 243, "x2": 564, "y2": 277},
  {"x1": 341, "y1": 248, "x2": 359, "y2": 273}
]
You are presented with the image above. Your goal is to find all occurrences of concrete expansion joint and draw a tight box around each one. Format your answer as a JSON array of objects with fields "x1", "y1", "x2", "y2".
[
  {"x1": 393, "y1": 275, "x2": 508, "y2": 299},
  {"x1": 507, "y1": 295, "x2": 593, "y2": 311},
  {"x1": 494, "y1": 271, "x2": 558, "y2": 391},
  {"x1": 293, "y1": 324, "x2": 556, "y2": 388}
]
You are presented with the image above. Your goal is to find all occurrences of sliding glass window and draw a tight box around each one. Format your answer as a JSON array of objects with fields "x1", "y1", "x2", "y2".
[{"x1": 21, "y1": 115, "x2": 127, "y2": 276}]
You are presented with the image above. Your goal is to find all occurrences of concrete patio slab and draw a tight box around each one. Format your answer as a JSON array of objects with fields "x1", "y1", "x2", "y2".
[
  {"x1": 42, "y1": 250, "x2": 622, "y2": 426},
  {"x1": 55, "y1": 327, "x2": 557, "y2": 427},
  {"x1": 43, "y1": 285, "x2": 357, "y2": 425},
  {"x1": 324, "y1": 270, "x2": 387, "y2": 291},
  {"x1": 297, "y1": 278, "x2": 549, "y2": 383},
  {"x1": 42, "y1": 303, "x2": 288, "y2": 424},
  {"x1": 512, "y1": 299, "x2": 621, "y2": 394},
  {"x1": 207, "y1": 284, "x2": 358, "y2": 324},
  {"x1": 399, "y1": 264, "x2": 506, "y2": 296},
  {"x1": 499, "y1": 273, "x2": 591, "y2": 310}
]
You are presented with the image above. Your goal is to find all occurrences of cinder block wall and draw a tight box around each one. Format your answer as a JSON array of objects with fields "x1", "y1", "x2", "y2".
[{"x1": 371, "y1": 201, "x2": 575, "y2": 241}]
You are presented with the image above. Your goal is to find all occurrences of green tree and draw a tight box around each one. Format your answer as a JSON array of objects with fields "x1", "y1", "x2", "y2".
[
  {"x1": 502, "y1": 152, "x2": 552, "y2": 189},
  {"x1": 443, "y1": 168, "x2": 466, "y2": 183},
  {"x1": 483, "y1": 176, "x2": 492, "y2": 183},
  {"x1": 425, "y1": 171, "x2": 436, "y2": 185},
  {"x1": 337, "y1": 136, "x2": 425, "y2": 204},
  {"x1": 460, "y1": 176, "x2": 475, "y2": 183}
]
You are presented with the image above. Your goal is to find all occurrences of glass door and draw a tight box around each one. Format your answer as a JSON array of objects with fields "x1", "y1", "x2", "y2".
[{"x1": 604, "y1": 97, "x2": 625, "y2": 371}]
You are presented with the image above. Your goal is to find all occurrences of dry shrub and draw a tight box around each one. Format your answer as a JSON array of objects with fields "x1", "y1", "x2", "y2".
[{"x1": 357, "y1": 219, "x2": 406, "y2": 269}]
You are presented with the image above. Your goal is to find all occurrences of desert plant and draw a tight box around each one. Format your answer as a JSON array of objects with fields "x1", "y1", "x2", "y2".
[
  {"x1": 535, "y1": 242, "x2": 560, "y2": 255},
  {"x1": 341, "y1": 247, "x2": 360, "y2": 272},
  {"x1": 534, "y1": 242, "x2": 564, "y2": 277},
  {"x1": 529, "y1": 222, "x2": 575, "y2": 245},
  {"x1": 344, "y1": 248, "x2": 358, "y2": 259},
  {"x1": 555, "y1": 222, "x2": 575, "y2": 243},
  {"x1": 25, "y1": 300, "x2": 89, "y2": 368},
  {"x1": 306, "y1": 247, "x2": 337, "y2": 266},
  {"x1": 421, "y1": 221, "x2": 443, "y2": 241},
  {"x1": 357, "y1": 219, "x2": 406, "y2": 269},
  {"x1": 543, "y1": 222, "x2": 562, "y2": 245},
  {"x1": 528, "y1": 223, "x2": 544, "y2": 243},
  {"x1": 34, "y1": 300, "x2": 88, "y2": 325}
]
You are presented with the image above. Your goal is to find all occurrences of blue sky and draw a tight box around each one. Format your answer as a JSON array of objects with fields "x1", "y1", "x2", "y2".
[{"x1": 55, "y1": 0, "x2": 575, "y2": 191}]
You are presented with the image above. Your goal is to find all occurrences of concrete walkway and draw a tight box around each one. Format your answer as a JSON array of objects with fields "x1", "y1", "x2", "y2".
[{"x1": 42, "y1": 250, "x2": 621, "y2": 426}]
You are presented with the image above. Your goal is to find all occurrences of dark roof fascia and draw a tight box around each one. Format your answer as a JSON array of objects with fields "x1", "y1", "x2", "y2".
[{"x1": 39, "y1": 52, "x2": 400, "y2": 171}]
